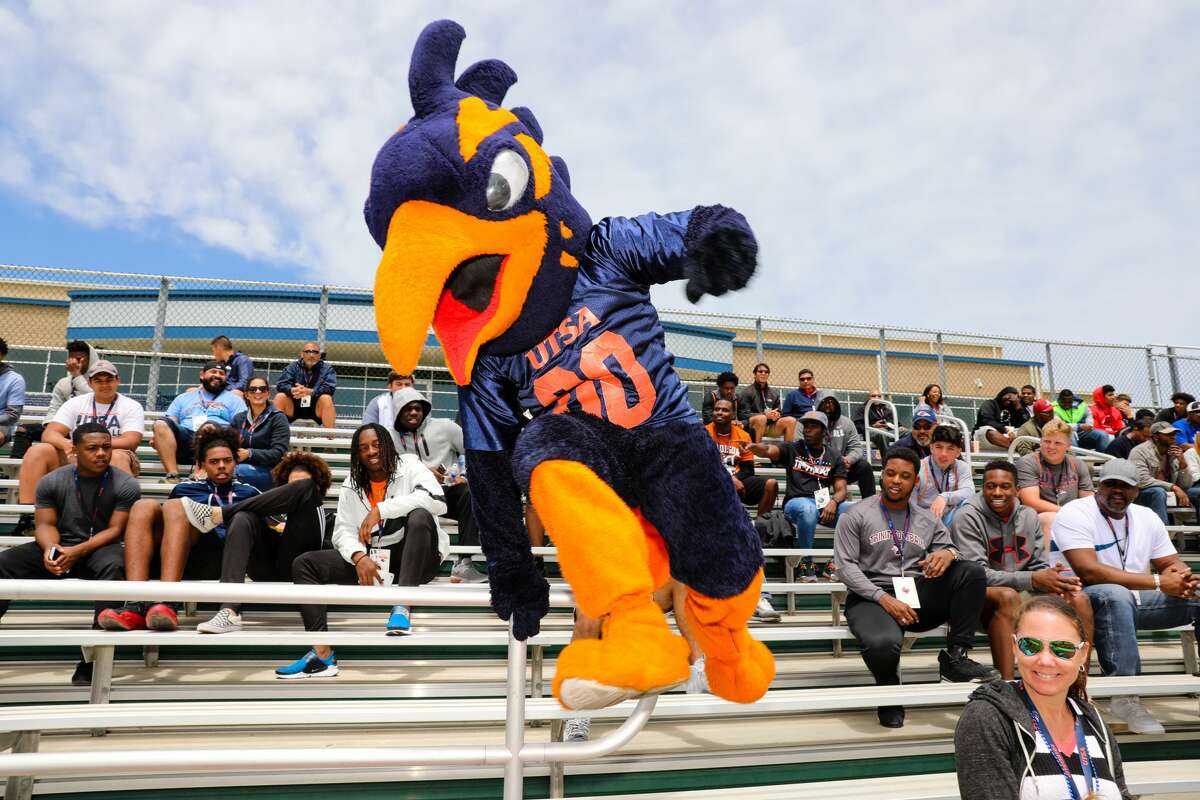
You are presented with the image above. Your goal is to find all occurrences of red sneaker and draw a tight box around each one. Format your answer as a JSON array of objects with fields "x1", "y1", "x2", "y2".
[
  {"x1": 145, "y1": 604, "x2": 178, "y2": 632},
  {"x1": 98, "y1": 606, "x2": 146, "y2": 631}
]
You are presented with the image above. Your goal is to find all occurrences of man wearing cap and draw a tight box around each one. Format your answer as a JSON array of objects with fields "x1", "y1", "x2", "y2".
[
  {"x1": 1053, "y1": 388, "x2": 1111, "y2": 451},
  {"x1": 1171, "y1": 400, "x2": 1200, "y2": 448},
  {"x1": 1129, "y1": 421, "x2": 1193, "y2": 524},
  {"x1": 1013, "y1": 398, "x2": 1055, "y2": 456},
  {"x1": 1106, "y1": 416, "x2": 1152, "y2": 459},
  {"x1": 1052, "y1": 459, "x2": 1200, "y2": 735},
  {"x1": 153, "y1": 362, "x2": 247, "y2": 483},
  {"x1": 894, "y1": 406, "x2": 937, "y2": 460}
]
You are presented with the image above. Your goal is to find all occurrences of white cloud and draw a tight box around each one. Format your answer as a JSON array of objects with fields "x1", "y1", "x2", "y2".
[{"x1": 1, "y1": 1, "x2": 1198, "y2": 345}]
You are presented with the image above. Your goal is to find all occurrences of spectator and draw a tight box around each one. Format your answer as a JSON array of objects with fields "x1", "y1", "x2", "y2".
[
  {"x1": 951, "y1": 461, "x2": 1090, "y2": 680},
  {"x1": 1019, "y1": 384, "x2": 1038, "y2": 417},
  {"x1": 12, "y1": 340, "x2": 94, "y2": 459},
  {"x1": 1053, "y1": 388, "x2": 1111, "y2": 451},
  {"x1": 1052, "y1": 459, "x2": 1200, "y2": 735},
  {"x1": 894, "y1": 405, "x2": 936, "y2": 459},
  {"x1": 834, "y1": 446, "x2": 997, "y2": 728},
  {"x1": 1105, "y1": 416, "x2": 1152, "y2": 459},
  {"x1": 1113, "y1": 392, "x2": 1136, "y2": 426},
  {"x1": 701, "y1": 371, "x2": 742, "y2": 426},
  {"x1": 229, "y1": 374, "x2": 291, "y2": 491},
  {"x1": 1186, "y1": 437, "x2": 1200, "y2": 523},
  {"x1": 1172, "y1": 400, "x2": 1200, "y2": 447},
  {"x1": 914, "y1": 425, "x2": 973, "y2": 526},
  {"x1": 973, "y1": 386, "x2": 1029, "y2": 450},
  {"x1": 1016, "y1": 418, "x2": 1095, "y2": 538},
  {"x1": 273, "y1": 341, "x2": 337, "y2": 428},
  {"x1": 153, "y1": 361, "x2": 247, "y2": 483},
  {"x1": 737, "y1": 362, "x2": 795, "y2": 442},
  {"x1": 389, "y1": 387, "x2": 485, "y2": 584},
  {"x1": 209, "y1": 335, "x2": 254, "y2": 396},
  {"x1": 362, "y1": 371, "x2": 415, "y2": 426},
  {"x1": 1155, "y1": 392, "x2": 1194, "y2": 425},
  {"x1": 853, "y1": 390, "x2": 896, "y2": 458},
  {"x1": 1129, "y1": 421, "x2": 1193, "y2": 524},
  {"x1": 816, "y1": 391, "x2": 876, "y2": 500},
  {"x1": 0, "y1": 337, "x2": 25, "y2": 449},
  {"x1": 276, "y1": 424, "x2": 448, "y2": 678},
  {"x1": 99, "y1": 426, "x2": 260, "y2": 632},
  {"x1": 0, "y1": 423, "x2": 139, "y2": 685},
  {"x1": 922, "y1": 383, "x2": 951, "y2": 417},
  {"x1": 1013, "y1": 398, "x2": 1055, "y2": 457},
  {"x1": 781, "y1": 368, "x2": 818, "y2": 418},
  {"x1": 192, "y1": 451, "x2": 333, "y2": 633},
  {"x1": 954, "y1": 596, "x2": 1130, "y2": 799},
  {"x1": 748, "y1": 410, "x2": 849, "y2": 582},
  {"x1": 706, "y1": 397, "x2": 778, "y2": 517},
  {"x1": 1090, "y1": 385, "x2": 1126, "y2": 440},
  {"x1": 14, "y1": 360, "x2": 144, "y2": 534}
]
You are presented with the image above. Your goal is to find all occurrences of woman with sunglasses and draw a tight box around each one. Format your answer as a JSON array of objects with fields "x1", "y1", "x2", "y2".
[
  {"x1": 231, "y1": 374, "x2": 292, "y2": 491},
  {"x1": 955, "y1": 595, "x2": 1130, "y2": 799}
]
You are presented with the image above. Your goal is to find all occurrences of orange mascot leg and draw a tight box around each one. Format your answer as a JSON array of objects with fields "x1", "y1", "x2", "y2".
[{"x1": 684, "y1": 569, "x2": 775, "y2": 703}]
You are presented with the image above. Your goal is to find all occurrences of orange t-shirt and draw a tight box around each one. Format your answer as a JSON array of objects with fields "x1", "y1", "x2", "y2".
[
  {"x1": 706, "y1": 423, "x2": 753, "y2": 475},
  {"x1": 368, "y1": 480, "x2": 389, "y2": 510}
]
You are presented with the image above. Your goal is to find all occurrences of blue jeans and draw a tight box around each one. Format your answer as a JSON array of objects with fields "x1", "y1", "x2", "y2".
[
  {"x1": 1085, "y1": 583, "x2": 1200, "y2": 675},
  {"x1": 1136, "y1": 486, "x2": 1169, "y2": 524},
  {"x1": 1076, "y1": 428, "x2": 1113, "y2": 451},
  {"x1": 783, "y1": 497, "x2": 853, "y2": 555},
  {"x1": 1188, "y1": 487, "x2": 1200, "y2": 524},
  {"x1": 236, "y1": 463, "x2": 276, "y2": 492}
]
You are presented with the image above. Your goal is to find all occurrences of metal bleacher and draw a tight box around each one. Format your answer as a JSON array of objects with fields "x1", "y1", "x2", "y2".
[{"x1": 2, "y1": 407, "x2": 1199, "y2": 800}]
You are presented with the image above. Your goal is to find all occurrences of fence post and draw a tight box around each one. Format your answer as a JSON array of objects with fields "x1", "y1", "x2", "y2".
[
  {"x1": 1167, "y1": 346, "x2": 1182, "y2": 396},
  {"x1": 145, "y1": 276, "x2": 169, "y2": 411},
  {"x1": 317, "y1": 285, "x2": 330, "y2": 354},
  {"x1": 878, "y1": 328, "x2": 889, "y2": 394},
  {"x1": 935, "y1": 333, "x2": 947, "y2": 390},
  {"x1": 1145, "y1": 348, "x2": 1162, "y2": 409},
  {"x1": 1043, "y1": 342, "x2": 1055, "y2": 394},
  {"x1": 754, "y1": 317, "x2": 764, "y2": 363}
]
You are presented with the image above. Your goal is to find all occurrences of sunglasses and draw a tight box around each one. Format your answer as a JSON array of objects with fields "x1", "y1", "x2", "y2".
[
  {"x1": 302, "y1": 349, "x2": 320, "y2": 355},
  {"x1": 246, "y1": 386, "x2": 269, "y2": 394},
  {"x1": 1015, "y1": 636, "x2": 1085, "y2": 660}
]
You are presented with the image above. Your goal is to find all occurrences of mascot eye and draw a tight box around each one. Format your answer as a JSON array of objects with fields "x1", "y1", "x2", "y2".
[{"x1": 486, "y1": 149, "x2": 530, "y2": 212}]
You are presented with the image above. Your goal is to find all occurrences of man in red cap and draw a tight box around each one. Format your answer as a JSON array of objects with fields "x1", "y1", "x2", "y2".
[{"x1": 1013, "y1": 398, "x2": 1055, "y2": 456}]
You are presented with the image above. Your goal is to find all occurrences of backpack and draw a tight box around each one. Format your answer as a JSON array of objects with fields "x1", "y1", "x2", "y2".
[{"x1": 754, "y1": 511, "x2": 795, "y2": 548}]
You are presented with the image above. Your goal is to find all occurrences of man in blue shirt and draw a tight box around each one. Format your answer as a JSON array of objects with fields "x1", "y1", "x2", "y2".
[
  {"x1": 209, "y1": 335, "x2": 254, "y2": 396},
  {"x1": 153, "y1": 361, "x2": 247, "y2": 482},
  {"x1": 1173, "y1": 401, "x2": 1200, "y2": 448},
  {"x1": 0, "y1": 337, "x2": 25, "y2": 449}
]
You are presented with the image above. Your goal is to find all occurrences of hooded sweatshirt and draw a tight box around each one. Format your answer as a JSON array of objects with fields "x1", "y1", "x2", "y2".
[
  {"x1": 1089, "y1": 387, "x2": 1125, "y2": 436},
  {"x1": 975, "y1": 386, "x2": 1030, "y2": 433},
  {"x1": 954, "y1": 680, "x2": 1130, "y2": 799},
  {"x1": 388, "y1": 387, "x2": 465, "y2": 471},
  {"x1": 950, "y1": 494, "x2": 1047, "y2": 589},
  {"x1": 45, "y1": 342, "x2": 98, "y2": 419},
  {"x1": 0, "y1": 362, "x2": 26, "y2": 433},
  {"x1": 813, "y1": 390, "x2": 865, "y2": 465}
]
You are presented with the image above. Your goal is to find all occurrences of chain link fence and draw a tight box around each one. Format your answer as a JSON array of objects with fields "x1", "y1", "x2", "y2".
[{"x1": 2, "y1": 264, "x2": 1196, "y2": 424}]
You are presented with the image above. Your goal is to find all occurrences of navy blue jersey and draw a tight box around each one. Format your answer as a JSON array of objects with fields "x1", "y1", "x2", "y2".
[
  {"x1": 169, "y1": 477, "x2": 260, "y2": 538},
  {"x1": 461, "y1": 211, "x2": 699, "y2": 451}
]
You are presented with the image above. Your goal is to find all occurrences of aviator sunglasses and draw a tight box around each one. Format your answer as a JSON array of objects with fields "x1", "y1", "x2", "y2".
[{"x1": 1014, "y1": 636, "x2": 1086, "y2": 660}]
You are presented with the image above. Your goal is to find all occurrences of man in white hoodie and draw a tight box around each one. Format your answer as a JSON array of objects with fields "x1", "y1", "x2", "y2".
[{"x1": 388, "y1": 387, "x2": 486, "y2": 583}]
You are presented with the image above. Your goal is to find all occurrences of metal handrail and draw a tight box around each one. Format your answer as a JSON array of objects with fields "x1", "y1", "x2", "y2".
[
  {"x1": 1005, "y1": 435, "x2": 1116, "y2": 465},
  {"x1": 862, "y1": 398, "x2": 900, "y2": 466}
]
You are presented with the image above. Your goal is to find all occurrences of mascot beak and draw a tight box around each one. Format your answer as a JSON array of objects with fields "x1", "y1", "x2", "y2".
[{"x1": 374, "y1": 200, "x2": 549, "y2": 385}]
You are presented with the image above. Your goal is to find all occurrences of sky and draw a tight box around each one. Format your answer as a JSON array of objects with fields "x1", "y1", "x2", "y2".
[{"x1": 2, "y1": 1, "x2": 1198, "y2": 346}]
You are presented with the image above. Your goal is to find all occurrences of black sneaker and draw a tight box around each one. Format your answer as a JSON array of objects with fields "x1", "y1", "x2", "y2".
[
  {"x1": 12, "y1": 513, "x2": 35, "y2": 536},
  {"x1": 938, "y1": 645, "x2": 1000, "y2": 683},
  {"x1": 877, "y1": 705, "x2": 905, "y2": 728},
  {"x1": 71, "y1": 659, "x2": 93, "y2": 686}
]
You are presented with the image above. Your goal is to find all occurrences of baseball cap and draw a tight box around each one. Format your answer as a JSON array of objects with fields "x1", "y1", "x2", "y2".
[
  {"x1": 799, "y1": 410, "x2": 828, "y2": 430},
  {"x1": 1032, "y1": 398, "x2": 1053, "y2": 413},
  {"x1": 1151, "y1": 421, "x2": 1180, "y2": 436},
  {"x1": 1187, "y1": 400, "x2": 1200, "y2": 414},
  {"x1": 86, "y1": 359, "x2": 118, "y2": 378},
  {"x1": 1096, "y1": 459, "x2": 1138, "y2": 487},
  {"x1": 911, "y1": 406, "x2": 937, "y2": 426},
  {"x1": 201, "y1": 359, "x2": 225, "y2": 372}
]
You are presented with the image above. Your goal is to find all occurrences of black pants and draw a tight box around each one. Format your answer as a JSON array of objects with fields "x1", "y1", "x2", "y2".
[
  {"x1": 0, "y1": 540, "x2": 125, "y2": 624},
  {"x1": 844, "y1": 560, "x2": 986, "y2": 685},
  {"x1": 290, "y1": 508, "x2": 439, "y2": 632},
  {"x1": 846, "y1": 458, "x2": 877, "y2": 498},
  {"x1": 219, "y1": 479, "x2": 326, "y2": 613},
  {"x1": 442, "y1": 481, "x2": 478, "y2": 550},
  {"x1": 11, "y1": 423, "x2": 44, "y2": 459}
]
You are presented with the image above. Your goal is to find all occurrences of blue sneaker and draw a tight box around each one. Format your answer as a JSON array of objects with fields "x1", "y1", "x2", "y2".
[
  {"x1": 386, "y1": 605, "x2": 412, "y2": 636},
  {"x1": 275, "y1": 649, "x2": 338, "y2": 680}
]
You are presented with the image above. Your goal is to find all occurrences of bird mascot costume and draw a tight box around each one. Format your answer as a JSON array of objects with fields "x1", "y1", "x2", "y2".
[{"x1": 367, "y1": 19, "x2": 774, "y2": 710}]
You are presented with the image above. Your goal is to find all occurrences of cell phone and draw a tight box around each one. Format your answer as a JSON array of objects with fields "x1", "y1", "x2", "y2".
[{"x1": 48, "y1": 546, "x2": 60, "y2": 561}]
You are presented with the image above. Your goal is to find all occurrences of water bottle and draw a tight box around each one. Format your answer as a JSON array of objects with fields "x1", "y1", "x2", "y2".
[
  {"x1": 446, "y1": 459, "x2": 459, "y2": 485},
  {"x1": 457, "y1": 454, "x2": 467, "y2": 479}
]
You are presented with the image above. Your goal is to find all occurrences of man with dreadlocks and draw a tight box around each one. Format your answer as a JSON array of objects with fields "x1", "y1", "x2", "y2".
[{"x1": 276, "y1": 423, "x2": 448, "y2": 679}]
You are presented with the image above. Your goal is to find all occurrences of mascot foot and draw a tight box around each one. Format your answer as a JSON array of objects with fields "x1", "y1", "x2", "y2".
[
  {"x1": 685, "y1": 569, "x2": 776, "y2": 704},
  {"x1": 554, "y1": 600, "x2": 690, "y2": 711},
  {"x1": 704, "y1": 628, "x2": 775, "y2": 704}
]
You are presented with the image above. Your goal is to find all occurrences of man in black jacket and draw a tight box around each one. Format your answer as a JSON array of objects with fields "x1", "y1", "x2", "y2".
[
  {"x1": 973, "y1": 386, "x2": 1029, "y2": 450},
  {"x1": 737, "y1": 363, "x2": 795, "y2": 443}
]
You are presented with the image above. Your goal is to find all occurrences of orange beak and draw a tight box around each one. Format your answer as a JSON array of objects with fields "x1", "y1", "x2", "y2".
[{"x1": 373, "y1": 200, "x2": 549, "y2": 385}]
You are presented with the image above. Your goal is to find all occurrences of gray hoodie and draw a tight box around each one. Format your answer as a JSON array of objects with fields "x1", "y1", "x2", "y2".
[
  {"x1": 951, "y1": 494, "x2": 1048, "y2": 590},
  {"x1": 387, "y1": 387, "x2": 465, "y2": 472},
  {"x1": 954, "y1": 680, "x2": 1130, "y2": 799},
  {"x1": 45, "y1": 342, "x2": 98, "y2": 420},
  {"x1": 813, "y1": 390, "x2": 865, "y2": 465}
]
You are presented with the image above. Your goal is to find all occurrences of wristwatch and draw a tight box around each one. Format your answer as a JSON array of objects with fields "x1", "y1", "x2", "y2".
[
  {"x1": 1153, "y1": 573, "x2": 1162, "y2": 592},
  {"x1": 945, "y1": 547, "x2": 960, "y2": 561}
]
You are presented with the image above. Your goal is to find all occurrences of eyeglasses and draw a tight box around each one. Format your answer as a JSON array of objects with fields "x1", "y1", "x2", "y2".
[
  {"x1": 1015, "y1": 636, "x2": 1085, "y2": 660},
  {"x1": 302, "y1": 349, "x2": 320, "y2": 355},
  {"x1": 246, "y1": 386, "x2": 269, "y2": 394}
]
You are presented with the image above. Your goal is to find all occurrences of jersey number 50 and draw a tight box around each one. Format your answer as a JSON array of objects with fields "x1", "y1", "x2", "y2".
[{"x1": 532, "y1": 331, "x2": 657, "y2": 428}]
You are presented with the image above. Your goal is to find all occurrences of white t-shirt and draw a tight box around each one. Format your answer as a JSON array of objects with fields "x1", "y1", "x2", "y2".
[
  {"x1": 1051, "y1": 495, "x2": 1175, "y2": 573},
  {"x1": 51, "y1": 393, "x2": 146, "y2": 440}
]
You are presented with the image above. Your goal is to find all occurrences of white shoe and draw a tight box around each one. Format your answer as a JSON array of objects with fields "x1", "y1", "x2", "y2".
[
  {"x1": 1109, "y1": 695, "x2": 1165, "y2": 735},
  {"x1": 685, "y1": 657, "x2": 709, "y2": 694},
  {"x1": 753, "y1": 595, "x2": 781, "y2": 623},
  {"x1": 450, "y1": 558, "x2": 488, "y2": 583},
  {"x1": 197, "y1": 608, "x2": 242, "y2": 634},
  {"x1": 179, "y1": 497, "x2": 219, "y2": 533},
  {"x1": 564, "y1": 717, "x2": 591, "y2": 742}
]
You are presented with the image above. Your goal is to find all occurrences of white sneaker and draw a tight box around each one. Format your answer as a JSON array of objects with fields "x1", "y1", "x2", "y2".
[
  {"x1": 685, "y1": 657, "x2": 709, "y2": 695},
  {"x1": 450, "y1": 558, "x2": 488, "y2": 583},
  {"x1": 197, "y1": 608, "x2": 242, "y2": 634},
  {"x1": 753, "y1": 595, "x2": 781, "y2": 623},
  {"x1": 564, "y1": 717, "x2": 591, "y2": 742},
  {"x1": 1109, "y1": 695, "x2": 1165, "y2": 735},
  {"x1": 179, "y1": 497, "x2": 219, "y2": 533}
]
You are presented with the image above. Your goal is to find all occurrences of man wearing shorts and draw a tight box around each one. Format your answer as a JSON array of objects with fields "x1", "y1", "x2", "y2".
[
  {"x1": 706, "y1": 398, "x2": 777, "y2": 517},
  {"x1": 153, "y1": 361, "x2": 246, "y2": 483}
]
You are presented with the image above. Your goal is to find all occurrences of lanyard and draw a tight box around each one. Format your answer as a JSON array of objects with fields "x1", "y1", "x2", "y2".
[
  {"x1": 206, "y1": 481, "x2": 237, "y2": 508},
  {"x1": 242, "y1": 407, "x2": 268, "y2": 444},
  {"x1": 1040, "y1": 454, "x2": 1067, "y2": 497},
  {"x1": 1101, "y1": 511, "x2": 1130, "y2": 569},
  {"x1": 73, "y1": 467, "x2": 112, "y2": 538},
  {"x1": 91, "y1": 395, "x2": 118, "y2": 431},
  {"x1": 1019, "y1": 685, "x2": 1097, "y2": 800},
  {"x1": 879, "y1": 498, "x2": 911, "y2": 560},
  {"x1": 927, "y1": 457, "x2": 956, "y2": 494},
  {"x1": 196, "y1": 390, "x2": 215, "y2": 411}
]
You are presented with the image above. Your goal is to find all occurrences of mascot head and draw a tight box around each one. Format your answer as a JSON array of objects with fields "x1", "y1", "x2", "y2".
[{"x1": 366, "y1": 20, "x2": 592, "y2": 385}]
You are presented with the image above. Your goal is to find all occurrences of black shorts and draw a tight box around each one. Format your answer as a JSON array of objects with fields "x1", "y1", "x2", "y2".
[
  {"x1": 165, "y1": 418, "x2": 196, "y2": 465},
  {"x1": 289, "y1": 395, "x2": 320, "y2": 422},
  {"x1": 740, "y1": 474, "x2": 771, "y2": 505}
]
